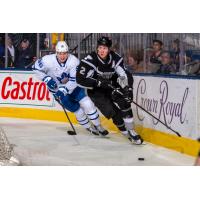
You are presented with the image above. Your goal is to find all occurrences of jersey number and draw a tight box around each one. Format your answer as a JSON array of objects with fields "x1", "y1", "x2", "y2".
[
  {"x1": 38, "y1": 59, "x2": 43, "y2": 68},
  {"x1": 80, "y1": 67, "x2": 86, "y2": 75}
]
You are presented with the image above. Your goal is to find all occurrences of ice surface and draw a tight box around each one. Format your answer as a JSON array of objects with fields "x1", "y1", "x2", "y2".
[{"x1": 0, "y1": 117, "x2": 195, "y2": 166}]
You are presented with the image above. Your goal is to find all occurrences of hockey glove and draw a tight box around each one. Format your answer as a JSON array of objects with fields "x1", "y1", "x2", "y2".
[
  {"x1": 54, "y1": 86, "x2": 69, "y2": 103},
  {"x1": 96, "y1": 77, "x2": 112, "y2": 89},
  {"x1": 43, "y1": 76, "x2": 58, "y2": 92},
  {"x1": 57, "y1": 72, "x2": 68, "y2": 84},
  {"x1": 123, "y1": 86, "x2": 133, "y2": 103},
  {"x1": 111, "y1": 88, "x2": 124, "y2": 101}
]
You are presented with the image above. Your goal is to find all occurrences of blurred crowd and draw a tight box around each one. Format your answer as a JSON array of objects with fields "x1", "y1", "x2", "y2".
[
  {"x1": 0, "y1": 33, "x2": 48, "y2": 70},
  {"x1": 124, "y1": 39, "x2": 200, "y2": 76},
  {"x1": 1, "y1": 33, "x2": 200, "y2": 76}
]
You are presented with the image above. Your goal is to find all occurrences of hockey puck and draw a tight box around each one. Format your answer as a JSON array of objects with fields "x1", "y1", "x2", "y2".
[
  {"x1": 67, "y1": 131, "x2": 77, "y2": 135},
  {"x1": 138, "y1": 157, "x2": 145, "y2": 161}
]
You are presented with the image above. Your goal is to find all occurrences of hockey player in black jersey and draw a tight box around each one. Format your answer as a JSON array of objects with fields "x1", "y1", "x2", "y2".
[{"x1": 76, "y1": 36, "x2": 143, "y2": 145}]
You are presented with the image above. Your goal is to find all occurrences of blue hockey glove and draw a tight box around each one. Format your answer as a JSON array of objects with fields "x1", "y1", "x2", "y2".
[
  {"x1": 43, "y1": 76, "x2": 58, "y2": 92},
  {"x1": 54, "y1": 87, "x2": 69, "y2": 103}
]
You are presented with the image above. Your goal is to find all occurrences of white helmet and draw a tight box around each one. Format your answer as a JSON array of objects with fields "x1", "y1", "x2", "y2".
[{"x1": 56, "y1": 41, "x2": 69, "y2": 53}]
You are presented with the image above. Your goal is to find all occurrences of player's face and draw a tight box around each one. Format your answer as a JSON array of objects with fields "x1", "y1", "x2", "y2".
[
  {"x1": 57, "y1": 52, "x2": 68, "y2": 63},
  {"x1": 97, "y1": 45, "x2": 109, "y2": 60}
]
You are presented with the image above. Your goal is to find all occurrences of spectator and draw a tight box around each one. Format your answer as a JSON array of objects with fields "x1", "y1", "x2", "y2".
[
  {"x1": 150, "y1": 39, "x2": 163, "y2": 64},
  {"x1": 171, "y1": 39, "x2": 180, "y2": 71},
  {"x1": 15, "y1": 39, "x2": 35, "y2": 69},
  {"x1": 156, "y1": 51, "x2": 176, "y2": 74},
  {"x1": 146, "y1": 40, "x2": 163, "y2": 73},
  {"x1": 43, "y1": 38, "x2": 49, "y2": 50},
  {"x1": 0, "y1": 36, "x2": 5, "y2": 67},
  {"x1": 184, "y1": 60, "x2": 200, "y2": 75},
  {"x1": 7, "y1": 36, "x2": 16, "y2": 68},
  {"x1": 125, "y1": 50, "x2": 144, "y2": 73},
  {"x1": 40, "y1": 37, "x2": 49, "y2": 50}
]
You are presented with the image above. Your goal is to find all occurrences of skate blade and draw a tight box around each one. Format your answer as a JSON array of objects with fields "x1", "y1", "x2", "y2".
[{"x1": 95, "y1": 135, "x2": 110, "y2": 139}]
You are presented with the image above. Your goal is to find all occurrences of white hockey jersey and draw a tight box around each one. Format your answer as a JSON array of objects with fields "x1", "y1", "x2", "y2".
[{"x1": 33, "y1": 53, "x2": 80, "y2": 94}]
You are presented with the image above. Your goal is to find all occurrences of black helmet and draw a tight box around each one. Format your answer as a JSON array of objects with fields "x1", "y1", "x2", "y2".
[{"x1": 97, "y1": 36, "x2": 112, "y2": 48}]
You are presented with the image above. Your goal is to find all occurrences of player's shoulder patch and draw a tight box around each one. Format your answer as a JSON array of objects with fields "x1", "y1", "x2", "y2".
[
  {"x1": 81, "y1": 52, "x2": 97, "y2": 70},
  {"x1": 85, "y1": 51, "x2": 98, "y2": 60},
  {"x1": 84, "y1": 54, "x2": 93, "y2": 61}
]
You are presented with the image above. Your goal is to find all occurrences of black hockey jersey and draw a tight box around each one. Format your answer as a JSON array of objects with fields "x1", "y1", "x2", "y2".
[{"x1": 76, "y1": 51, "x2": 133, "y2": 89}]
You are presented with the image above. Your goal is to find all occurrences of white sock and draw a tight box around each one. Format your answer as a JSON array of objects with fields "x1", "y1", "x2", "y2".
[
  {"x1": 74, "y1": 108, "x2": 91, "y2": 129},
  {"x1": 87, "y1": 109, "x2": 100, "y2": 127},
  {"x1": 79, "y1": 96, "x2": 101, "y2": 127},
  {"x1": 123, "y1": 117, "x2": 134, "y2": 131}
]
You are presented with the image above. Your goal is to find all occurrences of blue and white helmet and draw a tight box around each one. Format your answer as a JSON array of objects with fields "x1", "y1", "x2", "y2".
[{"x1": 56, "y1": 41, "x2": 69, "y2": 53}]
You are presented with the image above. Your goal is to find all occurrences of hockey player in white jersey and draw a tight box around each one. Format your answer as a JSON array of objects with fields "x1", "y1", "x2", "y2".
[{"x1": 32, "y1": 41, "x2": 109, "y2": 136}]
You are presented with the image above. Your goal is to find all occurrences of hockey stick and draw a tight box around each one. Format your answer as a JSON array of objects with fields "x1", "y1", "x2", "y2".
[
  {"x1": 109, "y1": 85, "x2": 181, "y2": 137},
  {"x1": 131, "y1": 100, "x2": 181, "y2": 137},
  {"x1": 24, "y1": 61, "x2": 35, "y2": 69},
  {"x1": 58, "y1": 102, "x2": 80, "y2": 145},
  {"x1": 60, "y1": 103, "x2": 77, "y2": 135}
]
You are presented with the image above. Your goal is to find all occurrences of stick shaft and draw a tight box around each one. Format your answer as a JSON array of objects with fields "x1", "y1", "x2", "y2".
[
  {"x1": 60, "y1": 104, "x2": 80, "y2": 145},
  {"x1": 61, "y1": 104, "x2": 77, "y2": 134},
  {"x1": 132, "y1": 100, "x2": 181, "y2": 137}
]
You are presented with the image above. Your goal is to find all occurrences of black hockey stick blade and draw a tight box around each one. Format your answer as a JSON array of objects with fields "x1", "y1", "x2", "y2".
[{"x1": 67, "y1": 130, "x2": 77, "y2": 135}]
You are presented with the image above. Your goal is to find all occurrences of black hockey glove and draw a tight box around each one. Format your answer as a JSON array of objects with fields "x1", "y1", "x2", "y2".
[
  {"x1": 111, "y1": 88, "x2": 123, "y2": 101},
  {"x1": 123, "y1": 86, "x2": 133, "y2": 103},
  {"x1": 96, "y1": 77, "x2": 112, "y2": 89}
]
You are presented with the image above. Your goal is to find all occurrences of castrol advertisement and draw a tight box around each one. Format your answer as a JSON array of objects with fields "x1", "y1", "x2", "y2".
[
  {"x1": 0, "y1": 71, "x2": 55, "y2": 107},
  {"x1": 132, "y1": 75, "x2": 199, "y2": 139},
  {"x1": 1, "y1": 71, "x2": 200, "y2": 140}
]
